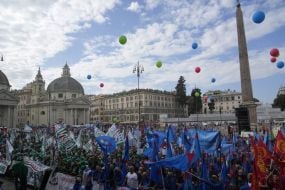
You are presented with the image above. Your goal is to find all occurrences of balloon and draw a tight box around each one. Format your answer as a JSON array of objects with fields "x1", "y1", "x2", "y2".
[
  {"x1": 112, "y1": 118, "x2": 118, "y2": 123},
  {"x1": 252, "y1": 11, "x2": 265, "y2": 24},
  {"x1": 192, "y1": 42, "x2": 198, "y2": 49},
  {"x1": 195, "y1": 67, "x2": 201, "y2": 73},
  {"x1": 271, "y1": 57, "x2": 277, "y2": 63},
  {"x1": 270, "y1": 48, "x2": 280, "y2": 57},
  {"x1": 195, "y1": 92, "x2": 200, "y2": 97},
  {"x1": 211, "y1": 78, "x2": 216, "y2": 83},
  {"x1": 119, "y1": 35, "x2": 127, "y2": 45},
  {"x1": 87, "y1": 75, "x2": 91, "y2": 80},
  {"x1": 100, "y1": 83, "x2": 104, "y2": 88},
  {"x1": 277, "y1": 61, "x2": 284, "y2": 69},
  {"x1": 156, "y1": 60, "x2": 162, "y2": 68}
]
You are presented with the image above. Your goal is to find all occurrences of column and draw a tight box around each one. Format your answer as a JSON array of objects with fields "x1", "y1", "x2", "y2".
[
  {"x1": 13, "y1": 107, "x2": 16, "y2": 128},
  {"x1": 84, "y1": 108, "x2": 86, "y2": 124},
  {"x1": 7, "y1": 106, "x2": 11, "y2": 128},
  {"x1": 75, "y1": 109, "x2": 78, "y2": 125}
]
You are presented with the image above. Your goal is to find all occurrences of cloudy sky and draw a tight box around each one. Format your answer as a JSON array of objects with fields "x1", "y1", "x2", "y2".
[{"x1": 0, "y1": 0, "x2": 284, "y2": 103}]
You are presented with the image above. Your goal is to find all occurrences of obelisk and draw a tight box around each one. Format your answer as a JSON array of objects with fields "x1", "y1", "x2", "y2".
[{"x1": 236, "y1": 0, "x2": 257, "y2": 131}]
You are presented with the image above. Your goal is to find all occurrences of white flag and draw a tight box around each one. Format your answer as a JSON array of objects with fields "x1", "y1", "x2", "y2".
[
  {"x1": 76, "y1": 130, "x2": 82, "y2": 148},
  {"x1": 6, "y1": 139, "x2": 13, "y2": 154}
]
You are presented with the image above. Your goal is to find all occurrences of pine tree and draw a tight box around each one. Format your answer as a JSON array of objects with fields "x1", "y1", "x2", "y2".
[{"x1": 175, "y1": 76, "x2": 187, "y2": 114}]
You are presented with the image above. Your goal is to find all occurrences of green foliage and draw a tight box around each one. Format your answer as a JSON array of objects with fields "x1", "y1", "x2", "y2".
[
  {"x1": 272, "y1": 94, "x2": 285, "y2": 111},
  {"x1": 208, "y1": 98, "x2": 215, "y2": 113},
  {"x1": 175, "y1": 76, "x2": 187, "y2": 108},
  {"x1": 187, "y1": 88, "x2": 202, "y2": 115}
]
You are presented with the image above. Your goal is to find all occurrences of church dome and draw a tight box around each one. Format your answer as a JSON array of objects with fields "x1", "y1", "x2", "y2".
[
  {"x1": 0, "y1": 70, "x2": 10, "y2": 87},
  {"x1": 47, "y1": 64, "x2": 84, "y2": 94}
]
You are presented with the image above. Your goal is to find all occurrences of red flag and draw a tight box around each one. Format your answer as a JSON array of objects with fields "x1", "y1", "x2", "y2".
[
  {"x1": 274, "y1": 130, "x2": 285, "y2": 161},
  {"x1": 252, "y1": 140, "x2": 271, "y2": 187}
]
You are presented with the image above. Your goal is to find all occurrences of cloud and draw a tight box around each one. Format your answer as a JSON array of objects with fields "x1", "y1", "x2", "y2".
[
  {"x1": 127, "y1": 2, "x2": 141, "y2": 12},
  {"x1": 144, "y1": 0, "x2": 161, "y2": 10},
  {"x1": 1, "y1": 0, "x2": 284, "y2": 104},
  {"x1": 73, "y1": 0, "x2": 285, "y2": 100},
  {"x1": 0, "y1": 0, "x2": 120, "y2": 89}
]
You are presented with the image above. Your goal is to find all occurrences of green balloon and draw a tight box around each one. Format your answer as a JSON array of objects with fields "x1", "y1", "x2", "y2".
[
  {"x1": 119, "y1": 35, "x2": 127, "y2": 45},
  {"x1": 112, "y1": 117, "x2": 118, "y2": 123},
  {"x1": 156, "y1": 61, "x2": 162, "y2": 68},
  {"x1": 195, "y1": 92, "x2": 200, "y2": 97}
]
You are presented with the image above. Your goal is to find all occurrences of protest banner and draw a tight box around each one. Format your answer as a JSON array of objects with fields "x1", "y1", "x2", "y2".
[{"x1": 46, "y1": 172, "x2": 75, "y2": 190}]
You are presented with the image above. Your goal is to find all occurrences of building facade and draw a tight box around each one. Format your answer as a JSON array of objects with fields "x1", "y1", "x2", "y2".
[
  {"x1": 0, "y1": 70, "x2": 19, "y2": 128},
  {"x1": 11, "y1": 83, "x2": 32, "y2": 126},
  {"x1": 202, "y1": 90, "x2": 243, "y2": 114},
  {"x1": 14, "y1": 64, "x2": 90, "y2": 126},
  {"x1": 89, "y1": 89, "x2": 184, "y2": 124}
]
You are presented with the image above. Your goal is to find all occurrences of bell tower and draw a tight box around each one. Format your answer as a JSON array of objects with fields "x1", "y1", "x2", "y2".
[{"x1": 31, "y1": 67, "x2": 45, "y2": 103}]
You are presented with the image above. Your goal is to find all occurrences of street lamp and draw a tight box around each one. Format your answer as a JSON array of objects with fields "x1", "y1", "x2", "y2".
[{"x1": 133, "y1": 61, "x2": 144, "y2": 127}]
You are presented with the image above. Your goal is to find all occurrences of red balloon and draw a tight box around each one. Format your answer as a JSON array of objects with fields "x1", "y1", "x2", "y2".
[
  {"x1": 100, "y1": 83, "x2": 104, "y2": 88},
  {"x1": 270, "y1": 48, "x2": 280, "y2": 57},
  {"x1": 195, "y1": 67, "x2": 201, "y2": 73},
  {"x1": 271, "y1": 57, "x2": 277, "y2": 63}
]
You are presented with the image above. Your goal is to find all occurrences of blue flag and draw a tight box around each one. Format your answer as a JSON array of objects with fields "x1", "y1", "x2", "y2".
[
  {"x1": 182, "y1": 129, "x2": 192, "y2": 152},
  {"x1": 153, "y1": 130, "x2": 166, "y2": 147},
  {"x1": 188, "y1": 130, "x2": 221, "y2": 153},
  {"x1": 122, "y1": 136, "x2": 129, "y2": 177},
  {"x1": 149, "y1": 136, "x2": 162, "y2": 183},
  {"x1": 201, "y1": 160, "x2": 210, "y2": 190},
  {"x1": 191, "y1": 133, "x2": 201, "y2": 163},
  {"x1": 183, "y1": 174, "x2": 194, "y2": 190},
  {"x1": 146, "y1": 152, "x2": 195, "y2": 172},
  {"x1": 166, "y1": 125, "x2": 176, "y2": 143},
  {"x1": 220, "y1": 161, "x2": 227, "y2": 190},
  {"x1": 96, "y1": 136, "x2": 116, "y2": 154},
  {"x1": 166, "y1": 126, "x2": 174, "y2": 158}
]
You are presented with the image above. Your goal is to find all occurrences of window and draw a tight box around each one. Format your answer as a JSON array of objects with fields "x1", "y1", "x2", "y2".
[
  {"x1": 58, "y1": 93, "x2": 63, "y2": 98},
  {"x1": 72, "y1": 94, "x2": 76, "y2": 98}
]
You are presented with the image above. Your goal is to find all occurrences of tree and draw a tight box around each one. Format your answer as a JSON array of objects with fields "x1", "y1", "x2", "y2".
[
  {"x1": 208, "y1": 98, "x2": 215, "y2": 113},
  {"x1": 175, "y1": 76, "x2": 187, "y2": 116},
  {"x1": 253, "y1": 98, "x2": 260, "y2": 102},
  {"x1": 272, "y1": 94, "x2": 285, "y2": 111},
  {"x1": 175, "y1": 76, "x2": 187, "y2": 107},
  {"x1": 187, "y1": 88, "x2": 202, "y2": 115}
]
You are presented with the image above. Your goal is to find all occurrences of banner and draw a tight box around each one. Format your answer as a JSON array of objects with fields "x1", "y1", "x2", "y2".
[
  {"x1": 0, "y1": 161, "x2": 9, "y2": 174},
  {"x1": 252, "y1": 140, "x2": 271, "y2": 184},
  {"x1": 106, "y1": 124, "x2": 124, "y2": 144},
  {"x1": 45, "y1": 172, "x2": 76, "y2": 190},
  {"x1": 94, "y1": 127, "x2": 105, "y2": 137},
  {"x1": 188, "y1": 130, "x2": 220, "y2": 153},
  {"x1": 24, "y1": 157, "x2": 50, "y2": 173}
]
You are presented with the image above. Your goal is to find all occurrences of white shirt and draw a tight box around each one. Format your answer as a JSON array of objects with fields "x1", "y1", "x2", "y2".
[{"x1": 126, "y1": 172, "x2": 138, "y2": 189}]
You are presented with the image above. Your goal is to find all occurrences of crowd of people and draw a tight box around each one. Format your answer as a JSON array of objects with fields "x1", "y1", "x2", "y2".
[{"x1": 0, "y1": 123, "x2": 284, "y2": 190}]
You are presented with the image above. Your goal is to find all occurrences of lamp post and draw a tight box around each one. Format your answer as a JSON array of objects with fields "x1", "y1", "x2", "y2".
[{"x1": 133, "y1": 61, "x2": 144, "y2": 127}]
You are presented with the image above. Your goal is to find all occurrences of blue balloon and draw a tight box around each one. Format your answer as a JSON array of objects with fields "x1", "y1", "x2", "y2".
[
  {"x1": 277, "y1": 61, "x2": 284, "y2": 69},
  {"x1": 87, "y1": 75, "x2": 91, "y2": 79},
  {"x1": 252, "y1": 11, "x2": 265, "y2": 24},
  {"x1": 211, "y1": 78, "x2": 216, "y2": 83},
  {"x1": 192, "y1": 42, "x2": 198, "y2": 49}
]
